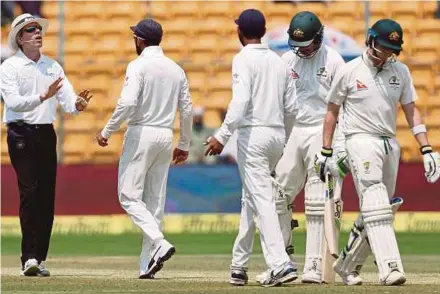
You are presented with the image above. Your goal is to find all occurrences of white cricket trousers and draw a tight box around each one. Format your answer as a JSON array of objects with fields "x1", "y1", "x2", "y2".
[
  {"x1": 118, "y1": 125, "x2": 173, "y2": 246},
  {"x1": 232, "y1": 126, "x2": 291, "y2": 271},
  {"x1": 345, "y1": 134, "x2": 400, "y2": 198},
  {"x1": 346, "y1": 134, "x2": 404, "y2": 281}
]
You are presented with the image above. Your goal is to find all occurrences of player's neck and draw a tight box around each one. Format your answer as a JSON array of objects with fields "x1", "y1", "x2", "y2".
[
  {"x1": 244, "y1": 39, "x2": 261, "y2": 46},
  {"x1": 22, "y1": 48, "x2": 41, "y2": 63}
]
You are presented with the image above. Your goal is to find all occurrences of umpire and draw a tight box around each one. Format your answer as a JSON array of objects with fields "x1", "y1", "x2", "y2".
[{"x1": 0, "y1": 14, "x2": 92, "y2": 277}]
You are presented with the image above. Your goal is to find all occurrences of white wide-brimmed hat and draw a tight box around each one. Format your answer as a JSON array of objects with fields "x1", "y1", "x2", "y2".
[{"x1": 8, "y1": 13, "x2": 49, "y2": 52}]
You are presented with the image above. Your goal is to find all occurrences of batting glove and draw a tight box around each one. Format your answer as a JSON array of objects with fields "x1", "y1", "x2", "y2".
[
  {"x1": 314, "y1": 147, "x2": 333, "y2": 182},
  {"x1": 421, "y1": 145, "x2": 440, "y2": 184},
  {"x1": 327, "y1": 151, "x2": 351, "y2": 179}
]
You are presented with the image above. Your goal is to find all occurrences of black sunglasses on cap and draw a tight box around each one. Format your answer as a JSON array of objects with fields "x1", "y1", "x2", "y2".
[{"x1": 24, "y1": 25, "x2": 42, "y2": 33}]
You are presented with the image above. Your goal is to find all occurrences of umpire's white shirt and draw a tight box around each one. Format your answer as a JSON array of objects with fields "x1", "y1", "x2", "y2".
[
  {"x1": 215, "y1": 44, "x2": 296, "y2": 145},
  {"x1": 1, "y1": 50, "x2": 79, "y2": 124},
  {"x1": 327, "y1": 50, "x2": 418, "y2": 137},
  {"x1": 102, "y1": 46, "x2": 192, "y2": 151}
]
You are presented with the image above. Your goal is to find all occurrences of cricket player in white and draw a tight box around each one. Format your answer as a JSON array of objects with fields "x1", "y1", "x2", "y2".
[
  {"x1": 234, "y1": 12, "x2": 346, "y2": 284},
  {"x1": 315, "y1": 19, "x2": 440, "y2": 286},
  {"x1": 204, "y1": 9, "x2": 297, "y2": 287},
  {"x1": 96, "y1": 19, "x2": 192, "y2": 279}
]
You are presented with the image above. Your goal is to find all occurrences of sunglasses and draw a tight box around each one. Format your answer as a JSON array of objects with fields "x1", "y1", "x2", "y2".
[{"x1": 24, "y1": 25, "x2": 42, "y2": 33}]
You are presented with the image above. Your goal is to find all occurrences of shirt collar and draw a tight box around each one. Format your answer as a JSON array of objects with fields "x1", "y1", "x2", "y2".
[
  {"x1": 140, "y1": 46, "x2": 164, "y2": 57},
  {"x1": 362, "y1": 49, "x2": 392, "y2": 70},
  {"x1": 242, "y1": 43, "x2": 269, "y2": 51},
  {"x1": 15, "y1": 49, "x2": 47, "y2": 65}
]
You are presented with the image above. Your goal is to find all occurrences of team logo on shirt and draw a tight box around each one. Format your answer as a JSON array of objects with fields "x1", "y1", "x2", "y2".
[
  {"x1": 356, "y1": 79, "x2": 368, "y2": 91},
  {"x1": 290, "y1": 69, "x2": 299, "y2": 79},
  {"x1": 316, "y1": 67, "x2": 328, "y2": 78},
  {"x1": 388, "y1": 76, "x2": 401, "y2": 90}
]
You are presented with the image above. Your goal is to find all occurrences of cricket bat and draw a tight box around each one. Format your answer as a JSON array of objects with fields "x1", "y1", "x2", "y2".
[{"x1": 321, "y1": 173, "x2": 344, "y2": 283}]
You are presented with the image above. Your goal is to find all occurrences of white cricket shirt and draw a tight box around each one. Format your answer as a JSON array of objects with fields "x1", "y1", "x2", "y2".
[
  {"x1": 215, "y1": 44, "x2": 297, "y2": 145},
  {"x1": 102, "y1": 46, "x2": 193, "y2": 151},
  {"x1": 281, "y1": 45, "x2": 345, "y2": 125},
  {"x1": 327, "y1": 50, "x2": 418, "y2": 137},
  {"x1": 1, "y1": 50, "x2": 79, "y2": 124}
]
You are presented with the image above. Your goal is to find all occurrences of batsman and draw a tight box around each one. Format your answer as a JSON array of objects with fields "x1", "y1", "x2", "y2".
[
  {"x1": 315, "y1": 18, "x2": 440, "y2": 286},
  {"x1": 259, "y1": 11, "x2": 347, "y2": 284}
]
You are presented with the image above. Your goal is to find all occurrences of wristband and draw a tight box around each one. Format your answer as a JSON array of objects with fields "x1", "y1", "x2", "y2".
[
  {"x1": 321, "y1": 147, "x2": 333, "y2": 157},
  {"x1": 412, "y1": 124, "x2": 427, "y2": 136},
  {"x1": 420, "y1": 145, "x2": 432, "y2": 155}
]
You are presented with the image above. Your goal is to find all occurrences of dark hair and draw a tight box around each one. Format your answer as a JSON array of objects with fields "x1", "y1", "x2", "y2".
[
  {"x1": 240, "y1": 27, "x2": 266, "y2": 40},
  {"x1": 144, "y1": 37, "x2": 161, "y2": 46}
]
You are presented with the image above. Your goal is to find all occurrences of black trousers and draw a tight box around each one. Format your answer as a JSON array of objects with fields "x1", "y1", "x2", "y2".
[{"x1": 7, "y1": 122, "x2": 57, "y2": 266}]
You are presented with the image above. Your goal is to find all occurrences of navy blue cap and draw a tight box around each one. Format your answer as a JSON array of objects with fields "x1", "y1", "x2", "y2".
[
  {"x1": 130, "y1": 19, "x2": 163, "y2": 43},
  {"x1": 235, "y1": 9, "x2": 266, "y2": 38}
]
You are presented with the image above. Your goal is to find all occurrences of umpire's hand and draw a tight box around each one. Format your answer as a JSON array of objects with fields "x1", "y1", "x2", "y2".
[
  {"x1": 204, "y1": 136, "x2": 224, "y2": 156},
  {"x1": 75, "y1": 89, "x2": 93, "y2": 111},
  {"x1": 173, "y1": 148, "x2": 188, "y2": 164}
]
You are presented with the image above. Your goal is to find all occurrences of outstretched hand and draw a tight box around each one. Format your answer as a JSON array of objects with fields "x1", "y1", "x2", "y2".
[
  {"x1": 75, "y1": 89, "x2": 93, "y2": 111},
  {"x1": 40, "y1": 77, "x2": 63, "y2": 102}
]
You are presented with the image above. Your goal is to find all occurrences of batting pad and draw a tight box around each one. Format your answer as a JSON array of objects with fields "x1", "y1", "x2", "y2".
[
  {"x1": 304, "y1": 179, "x2": 325, "y2": 275},
  {"x1": 334, "y1": 197, "x2": 404, "y2": 278},
  {"x1": 362, "y1": 184, "x2": 404, "y2": 282},
  {"x1": 334, "y1": 215, "x2": 370, "y2": 277},
  {"x1": 304, "y1": 179, "x2": 325, "y2": 216}
]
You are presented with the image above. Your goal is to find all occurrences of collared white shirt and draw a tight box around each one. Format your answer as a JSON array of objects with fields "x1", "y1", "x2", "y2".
[
  {"x1": 215, "y1": 44, "x2": 297, "y2": 145},
  {"x1": 1, "y1": 50, "x2": 79, "y2": 124},
  {"x1": 327, "y1": 50, "x2": 418, "y2": 137},
  {"x1": 102, "y1": 46, "x2": 193, "y2": 151},
  {"x1": 282, "y1": 45, "x2": 345, "y2": 125}
]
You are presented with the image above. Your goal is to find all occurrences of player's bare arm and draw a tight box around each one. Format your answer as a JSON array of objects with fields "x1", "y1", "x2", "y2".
[
  {"x1": 314, "y1": 102, "x2": 341, "y2": 181},
  {"x1": 402, "y1": 102, "x2": 440, "y2": 184},
  {"x1": 323, "y1": 102, "x2": 341, "y2": 149}
]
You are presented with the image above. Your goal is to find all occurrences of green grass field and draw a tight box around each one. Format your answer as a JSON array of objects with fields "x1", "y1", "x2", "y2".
[{"x1": 2, "y1": 232, "x2": 440, "y2": 293}]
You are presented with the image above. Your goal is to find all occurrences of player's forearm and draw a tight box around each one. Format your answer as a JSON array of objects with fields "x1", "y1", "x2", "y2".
[
  {"x1": 402, "y1": 102, "x2": 430, "y2": 147},
  {"x1": 323, "y1": 103, "x2": 340, "y2": 148},
  {"x1": 2, "y1": 92, "x2": 42, "y2": 112},
  {"x1": 178, "y1": 108, "x2": 193, "y2": 152},
  {"x1": 284, "y1": 112, "x2": 295, "y2": 141},
  {"x1": 102, "y1": 103, "x2": 134, "y2": 138},
  {"x1": 215, "y1": 98, "x2": 249, "y2": 145}
]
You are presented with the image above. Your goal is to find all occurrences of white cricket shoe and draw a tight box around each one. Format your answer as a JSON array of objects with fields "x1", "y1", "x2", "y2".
[
  {"x1": 337, "y1": 271, "x2": 363, "y2": 285},
  {"x1": 382, "y1": 270, "x2": 406, "y2": 286},
  {"x1": 258, "y1": 263, "x2": 298, "y2": 287},
  {"x1": 144, "y1": 239, "x2": 175, "y2": 277},
  {"x1": 139, "y1": 247, "x2": 153, "y2": 279},
  {"x1": 256, "y1": 269, "x2": 271, "y2": 284},
  {"x1": 20, "y1": 258, "x2": 39, "y2": 276},
  {"x1": 37, "y1": 261, "x2": 50, "y2": 277},
  {"x1": 229, "y1": 269, "x2": 248, "y2": 286},
  {"x1": 301, "y1": 270, "x2": 321, "y2": 284}
]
